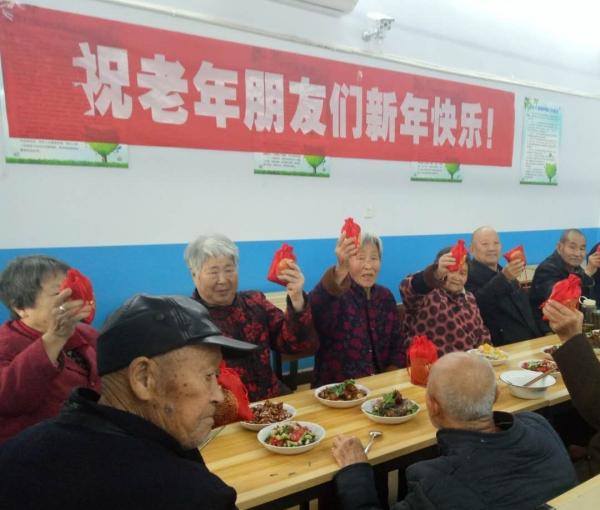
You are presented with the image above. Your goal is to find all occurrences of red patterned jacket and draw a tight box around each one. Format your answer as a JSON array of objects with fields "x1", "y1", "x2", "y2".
[
  {"x1": 193, "y1": 290, "x2": 317, "y2": 402},
  {"x1": 400, "y1": 265, "x2": 490, "y2": 357}
]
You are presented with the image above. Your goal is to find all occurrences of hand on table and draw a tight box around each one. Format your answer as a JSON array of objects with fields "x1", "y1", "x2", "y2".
[{"x1": 331, "y1": 434, "x2": 368, "y2": 468}]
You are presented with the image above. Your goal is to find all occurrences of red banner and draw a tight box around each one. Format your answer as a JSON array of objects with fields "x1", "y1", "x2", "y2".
[{"x1": 0, "y1": 5, "x2": 515, "y2": 165}]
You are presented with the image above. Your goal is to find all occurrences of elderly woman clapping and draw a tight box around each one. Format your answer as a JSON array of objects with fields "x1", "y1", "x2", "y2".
[
  {"x1": 0, "y1": 256, "x2": 100, "y2": 443},
  {"x1": 185, "y1": 234, "x2": 317, "y2": 401}
]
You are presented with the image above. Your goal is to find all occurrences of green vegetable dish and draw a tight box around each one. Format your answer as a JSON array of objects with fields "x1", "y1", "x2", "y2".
[
  {"x1": 369, "y1": 390, "x2": 419, "y2": 418},
  {"x1": 265, "y1": 423, "x2": 317, "y2": 447}
]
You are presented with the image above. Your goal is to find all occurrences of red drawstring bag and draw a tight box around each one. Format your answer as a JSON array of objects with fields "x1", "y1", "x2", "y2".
[
  {"x1": 267, "y1": 243, "x2": 297, "y2": 287},
  {"x1": 541, "y1": 274, "x2": 582, "y2": 320},
  {"x1": 341, "y1": 217, "x2": 361, "y2": 247},
  {"x1": 59, "y1": 268, "x2": 95, "y2": 324},
  {"x1": 596, "y1": 245, "x2": 600, "y2": 253},
  {"x1": 447, "y1": 240, "x2": 468, "y2": 272},
  {"x1": 407, "y1": 335, "x2": 438, "y2": 386},
  {"x1": 213, "y1": 361, "x2": 253, "y2": 427},
  {"x1": 503, "y1": 245, "x2": 527, "y2": 265}
]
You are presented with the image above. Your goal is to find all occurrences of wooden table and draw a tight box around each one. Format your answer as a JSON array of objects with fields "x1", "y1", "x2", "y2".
[
  {"x1": 547, "y1": 473, "x2": 600, "y2": 509},
  {"x1": 203, "y1": 335, "x2": 569, "y2": 509}
]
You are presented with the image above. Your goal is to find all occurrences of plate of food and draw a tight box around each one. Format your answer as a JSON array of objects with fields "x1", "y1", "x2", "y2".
[
  {"x1": 257, "y1": 421, "x2": 325, "y2": 455},
  {"x1": 540, "y1": 345, "x2": 559, "y2": 359},
  {"x1": 468, "y1": 343, "x2": 508, "y2": 366},
  {"x1": 314, "y1": 379, "x2": 370, "y2": 408},
  {"x1": 519, "y1": 359, "x2": 558, "y2": 374},
  {"x1": 239, "y1": 400, "x2": 296, "y2": 431},
  {"x1": 361, "y1": 389, "x2": 420, "y2": 424}
]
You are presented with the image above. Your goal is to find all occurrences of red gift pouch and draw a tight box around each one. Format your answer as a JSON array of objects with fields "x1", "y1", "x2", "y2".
[
  {"x1": 541, "y1": 274, "x2": 582, "y2": 320},
  {"x1": 447, "y1": 240, "x2": 468, "y2": 272},
  {"x1": 59, "y1": 268, "x2": 95, "y2": 324},
  {"x1": 267, "y1": 243, "x2": 297, "y2": 287},
  {"x1": 407, "y1": 335, "x2": 438, "y2": 386},
  {"x1": 503, "y1": 245, "x2": 527, "y2": 265},
  {"x1": 341, "y1": 217, "x2": 361, "y2": 247},
  {"x1": 596, "y1": 245, "x2": 600, "y2": 253},
  {"x1": 213, "y1": 361, "x2": 253, "y2": 427}
]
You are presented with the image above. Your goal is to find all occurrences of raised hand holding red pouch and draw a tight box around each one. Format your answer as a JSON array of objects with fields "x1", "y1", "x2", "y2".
[
  {"x1": 341, "y1": 217, "x2": 361, "y2": 247},
  {"x1": 541, "y1": 274, "x2": 582, "y2": 319},
  {"x1": 447, "y1": 240, "x2": 468, "y2": 272},
  {"x1": 267, "y1": 243, "x2": 297, "y2": 286},
  {"x1": 59, "y1": 268, "x2": 95, "y2": 324},
  {"x1": 503, "y1": 245, "x2": 527, "y2": 265}
]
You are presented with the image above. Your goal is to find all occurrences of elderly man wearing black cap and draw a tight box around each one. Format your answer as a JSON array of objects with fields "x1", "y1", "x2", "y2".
[{"x1": 0, "y1": 294, "x2": 258, "y2": 510}]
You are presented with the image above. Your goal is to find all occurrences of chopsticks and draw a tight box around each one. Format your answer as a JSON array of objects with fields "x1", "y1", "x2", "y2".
[{"x1": 523, "y1": 371, "x2": 552, "y2": 387}]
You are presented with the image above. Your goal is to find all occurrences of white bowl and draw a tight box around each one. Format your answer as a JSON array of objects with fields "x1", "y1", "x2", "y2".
[
  {"x1": 257, "y1": 421, "x2": 325, "y2": 455},
  {"x1": 500, "y1": 369, "x2": 556, "y2": 400},
  {"x1": 314, "y1": 383, "x2": 370, "y2": 408},
  {"x1": 239, "y1": 403, "x2": 296, "y2": 431},
  {"x1": 467, "y1": 348, "x2": 507, "y2": 366},
  {"x1": 361, "y1": 397, "x2": 421, "y2": 424}
]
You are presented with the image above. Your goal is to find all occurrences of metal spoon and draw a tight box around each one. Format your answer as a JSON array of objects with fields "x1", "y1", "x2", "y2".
[{"x1": 363, "y1": 431, "x2": 383, "y2": 455}]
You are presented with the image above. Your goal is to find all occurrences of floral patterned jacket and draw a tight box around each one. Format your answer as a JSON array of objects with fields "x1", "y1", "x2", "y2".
[
  {"x1": 309, "y1": 267, "x2": 406, "y2": 387},
  {"x1": 193, "y1": 289, "x2": 317, "y2": 402}
]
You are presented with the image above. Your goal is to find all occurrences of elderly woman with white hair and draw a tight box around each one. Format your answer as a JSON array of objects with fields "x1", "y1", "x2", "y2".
[
  {"x1": 184, "y1": 234, "x2": 317, "y2": 402},
  {"x1": 309, "y1": 232, "x2": 406, "y2": 387}
]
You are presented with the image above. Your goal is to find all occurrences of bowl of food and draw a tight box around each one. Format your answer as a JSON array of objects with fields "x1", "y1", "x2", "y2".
[
  {"x1": 361, "y1": 389, "x2": 420, "y2": 424},
  {"x1": 500, "y1": 369, "x2": 556, "y2": 399},
  {"x1": 519, "y1": 359, "x2": 558, "y2": 374},
  {"x1": 239, "y1": 400, "x2": 296, "y2": 431},
  {"x1": 468, "y1": 343, "x2": 508, "y2": 366},
  {"x1": 314, "y1": 380, "x2": 370, "y2": 408},
  {"x1": 257, "y1": 421, "x2": 325, "y2": 455},
  {"x1": 540, "y1": 345, "x2": 559, "y2": 359}
]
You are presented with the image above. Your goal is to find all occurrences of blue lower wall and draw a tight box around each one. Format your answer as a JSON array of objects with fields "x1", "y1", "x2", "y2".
[{"x1": 1, "y1": 227, "x2": 598, "y2": 328}]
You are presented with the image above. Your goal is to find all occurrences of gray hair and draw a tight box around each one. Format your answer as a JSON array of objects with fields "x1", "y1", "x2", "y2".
[
  {"x1": 428, "y1": 352, "x2": 496, "y2": 422},
  {"x1": 184, "y1": 234, "x2": 239, "y2": 273},
  {"x1": 0, "y1": 255, "x2": 70, "y2": 319},
  {"x1": 361, "y1": 232, "x2": 383, "y2": 258}
]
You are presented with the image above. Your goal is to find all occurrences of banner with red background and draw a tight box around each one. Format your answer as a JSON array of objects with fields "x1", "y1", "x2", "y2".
[{"x1": 0, "y1": 5, "x2": 515, "y2": 165}]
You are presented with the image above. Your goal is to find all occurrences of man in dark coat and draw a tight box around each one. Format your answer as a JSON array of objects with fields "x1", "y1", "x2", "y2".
[
  {"x1": 529, "y1": 229, "x2": 598, "y2": 333},
  {"x1": 466, "y1": 226, "x2": 541, "y2": 345},
  {"x1": 0, "y1": 294, "x2": 258, "y2": 510},
  {"x1": 544, "y1": 299, "x2": 600, "y2": 480},
  {"x1": 587, "y1": 241, "x2": 600, "y2": 304},
  {"x1": 331, "y1": 352, "x2": 576, "y2": 510}
]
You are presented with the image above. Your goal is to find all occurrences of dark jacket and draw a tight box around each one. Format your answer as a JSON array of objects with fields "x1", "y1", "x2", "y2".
[
  {"x1": 335, "y1": 411, "x2": 576, "y2": 510},
  {"x1": 588, "y1": 243, "x2": 600, "y2": 303},
  {"x1": 466, "y1": 259, "x2": 541, "y2": 345},
  {"x1": 529, "y1": 251, "x2": 595, "y2": 333},
  {"x1": 0, "y1": 388, "x2": 238, "y2": 510},
  {"x1": 553, "y1": 334, "x2": 600, "y2": 478},
  {"x1": 310, "y1": 267, "x2": 406, "y2": 387}
]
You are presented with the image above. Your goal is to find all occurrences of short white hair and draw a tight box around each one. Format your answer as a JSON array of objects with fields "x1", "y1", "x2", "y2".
[
  {"x1": 428, "y1": 352, "x2": 496, "y2": 421},
  {"x1": 184, "y1": 234, "x2": 239, "y2": 272}
]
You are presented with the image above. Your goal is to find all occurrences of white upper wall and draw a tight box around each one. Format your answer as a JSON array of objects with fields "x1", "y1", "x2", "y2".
[{"x1": 2, "y1": 0, "x2": 599, "y2": 248}]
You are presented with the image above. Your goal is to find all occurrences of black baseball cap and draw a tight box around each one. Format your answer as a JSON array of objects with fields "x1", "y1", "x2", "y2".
[{"x1": 97, "y1": 294, "x2": 258, "y2": 376}]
